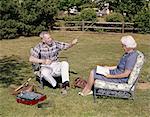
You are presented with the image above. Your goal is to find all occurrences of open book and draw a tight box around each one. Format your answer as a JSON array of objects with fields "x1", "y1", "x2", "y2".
[{"x1": 96, "y1": 66, "x2": 110, "y2": 76}]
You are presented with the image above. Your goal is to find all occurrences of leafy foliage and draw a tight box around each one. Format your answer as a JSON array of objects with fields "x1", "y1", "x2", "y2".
[
  {"x1": 105, "y1": 12, "x2": 123, "y2": 22},
  {"x1": 80, "y1": 8, "x2": 97, "y2": 21},
  {"x1": 0, "y1": 0, "x2": 59, "y2": 39},
  {"x1": 58, "y1": 0, "x2": 88, "y2": 11},
  {"x1": 0, "y1": 20, "x2": 19, "y2": 39},
  {"x1": 0, "y1": 0, "x2": 149, "y2": 38},
  {"x1": 64, "y1": 15, "x2": 81, "y2": 21},
  {"x1": 134, "y1": 8, "x2": 150, "y2": 33},
  {"x1": 95, "y1": 0, "x2": 145, "y2": 22}
]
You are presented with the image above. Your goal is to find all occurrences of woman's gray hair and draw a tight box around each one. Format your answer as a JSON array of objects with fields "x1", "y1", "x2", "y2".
[
  {"x1": 121, "y1": 35, "x2": 137, "y2": 48},
  {"x1": 39, "y1": 31, "x2": 49, "y2": 38}
]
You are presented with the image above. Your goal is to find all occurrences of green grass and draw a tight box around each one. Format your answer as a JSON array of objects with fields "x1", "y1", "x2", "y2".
[{"x1": 0, "y1": 31, "x2": 150, "y2": 117}]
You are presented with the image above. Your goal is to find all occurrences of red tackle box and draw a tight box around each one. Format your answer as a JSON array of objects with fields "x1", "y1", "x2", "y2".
[{"x1": 16, "y1": 92, "x2": 46, "y2": 105}]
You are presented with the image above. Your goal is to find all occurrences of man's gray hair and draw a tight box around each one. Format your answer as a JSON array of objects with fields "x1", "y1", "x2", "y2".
[{"x1": 39, "y1": 31, "x2": 49, "y2": 38}]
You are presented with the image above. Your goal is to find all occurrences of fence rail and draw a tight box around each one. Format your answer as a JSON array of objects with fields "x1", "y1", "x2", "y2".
[{"x1": 53, "y1": 21, "x2": 139, "y2": 33}]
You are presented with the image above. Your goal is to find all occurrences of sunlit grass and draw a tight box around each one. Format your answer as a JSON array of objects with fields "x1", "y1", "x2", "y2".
[{"x1": 0, "y1": 31, "x2": 150, "y2": 117}]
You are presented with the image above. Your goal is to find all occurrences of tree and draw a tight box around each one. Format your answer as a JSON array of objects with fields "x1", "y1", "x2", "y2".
[
  {"x1": 0, "y1": 0, "x2": 20, "y2": 39},
  {"x1": 58, "y1": 0, "x2": 88, "y2": 14},
  {"x1": 0, "y1": 0, "x2": 59, "y2": 39},
  {"x1": 94, "y1": 0, "x2": 145, "y2": 22},
  {"x1": 134, "y1": 1, "x2": 150, "y2": 33}
]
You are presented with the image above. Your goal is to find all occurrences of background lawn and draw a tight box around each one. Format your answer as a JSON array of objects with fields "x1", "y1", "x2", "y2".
[{"x1": 0, "y1": 31, "x2": 150, "y2": 117}]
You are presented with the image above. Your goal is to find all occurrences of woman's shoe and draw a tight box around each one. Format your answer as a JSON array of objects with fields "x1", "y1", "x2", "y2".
[
  {"x1": 78, "y1": 92, "x2": 84, "y2": 96},
  {"x1": 85, "y1": 90, "x2": 93, "y2": 96},
  {"x1": 78, "y1": 92, "x2": 82, "y2": 95},
  {"x1": 78, "y1": 90, "x2": 93, "y2": 96}
]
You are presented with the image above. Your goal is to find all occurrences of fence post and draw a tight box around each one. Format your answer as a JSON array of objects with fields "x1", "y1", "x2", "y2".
[
  {"x1": 81, "y1": 20, "x2": 85, "y2": 31},
  {"x1": 122, "y1": 21, "x2": 125, "y2": 33}
]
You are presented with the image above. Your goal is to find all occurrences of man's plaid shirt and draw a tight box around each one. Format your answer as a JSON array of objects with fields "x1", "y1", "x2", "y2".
[{"x1": 30, "y1": 40, "x2": 70, "y2": 61}]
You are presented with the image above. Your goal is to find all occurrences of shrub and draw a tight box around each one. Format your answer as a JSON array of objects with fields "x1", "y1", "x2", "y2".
[
  {"x1": 17, "y1": 22, "x2": 46, "y2": 36},
  {"x1": 0, "y1": 0, "x2": 58, "y2": 39},
  {"x1": 105, "y1": 12, "x2": 124, "y2": 22},
  {"x1": 0, "y1": 20, "x2": 18, "y2": 39},
  {"x1": 134, "y1": 9, "x2": 150, "y2": 33},
  {"x1": 33, "y1": 25, "x2": 46, "y2": 35},
  {"x1": 80, "y1": 8, "x2": 97, "y2": 21},
  {"x1": 0, "y1": 19, "x2": 47, "y2": 39},
  {"x1": 64, "y1": 14, "x2": 81, "y2": 21}
]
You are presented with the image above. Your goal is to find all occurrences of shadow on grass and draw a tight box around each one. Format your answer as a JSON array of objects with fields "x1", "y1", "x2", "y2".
[{"x1": 0, "y1": 55, "x2": 32, "y2": 88}]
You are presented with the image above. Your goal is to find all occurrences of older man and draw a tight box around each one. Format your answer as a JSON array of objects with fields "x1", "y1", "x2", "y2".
[{"x1": 29, "y1": 31, "x2": 78, "y2": 94}]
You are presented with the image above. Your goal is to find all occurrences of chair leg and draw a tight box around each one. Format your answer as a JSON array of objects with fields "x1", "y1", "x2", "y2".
[
  {"x1": 130, "y1": 91, "x2": 135, "y2": 100},
  {"x1": 93, "y1": 86, "x2": 96, "y2": 103},
  {"x1": 39, "y1": 77, "x2": 44, "y2": 89}
]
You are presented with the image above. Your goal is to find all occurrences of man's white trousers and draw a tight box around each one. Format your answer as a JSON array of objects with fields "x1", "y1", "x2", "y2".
[{"x1": 41, "y1": 61, "x2": 69, "y2": 87}]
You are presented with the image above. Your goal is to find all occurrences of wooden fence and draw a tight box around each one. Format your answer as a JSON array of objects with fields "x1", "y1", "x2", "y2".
[{"x1": 53, "y1": 21, "x2": 139, "y2": 33}]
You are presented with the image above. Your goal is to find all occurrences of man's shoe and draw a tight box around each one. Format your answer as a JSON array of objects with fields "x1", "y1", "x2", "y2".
[
  {"x1": 57, "y1": 83, "x2": 63, "y2": 88},
  {"x1": 62, "y1": 81, "x2": 70, "y2": 90},
  {"x1": 61, "y1": 88, "x2": 67, "y2": 95}
]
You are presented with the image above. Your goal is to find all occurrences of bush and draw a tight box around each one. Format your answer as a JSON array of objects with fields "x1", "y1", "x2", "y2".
[
  {"x1": 80, "y1": 8, "x2": 97, "y2": 21},
  {"x1": 33, "y1": 25, "x2": 46, "y2": 35},
  {"x1": 17, "y1": 23, "x2": 46, "y2": 36},
  {"x1": 64, "y1": 15, "x2": 81, "y2": 21},
  {"x1": 105, "y1": 12, "x2": 124, "y2": 22},
  {"x1": 0, "y1": 0, "x2": 58, "y2": 39},
  {"x1": 134, "y1": 9, "x2": 150, "y2": 33},
  {"x1": 0, "y1": 20, "x2": 18, "y2": 39},
  {"x1": 0, "y1": 19, "x2": 47, "y2": 39},
  {"x1": 64, "y1": 8, "x2": 97, "y2": 22}
]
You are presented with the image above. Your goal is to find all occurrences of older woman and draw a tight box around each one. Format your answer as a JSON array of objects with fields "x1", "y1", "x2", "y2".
[{"x1": 79, "y1": 35, "x2": 138, "y2": 96}]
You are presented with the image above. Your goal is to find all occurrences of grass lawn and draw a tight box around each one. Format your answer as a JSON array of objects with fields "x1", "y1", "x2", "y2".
[{"x1": 0, "y1": 31, "x2": 150, "y2": 117}]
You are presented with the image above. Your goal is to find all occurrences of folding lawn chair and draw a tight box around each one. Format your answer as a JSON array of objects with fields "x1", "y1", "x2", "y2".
[{"x1": 93, "y1": 50, "x2": 145, "y2": 102}]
